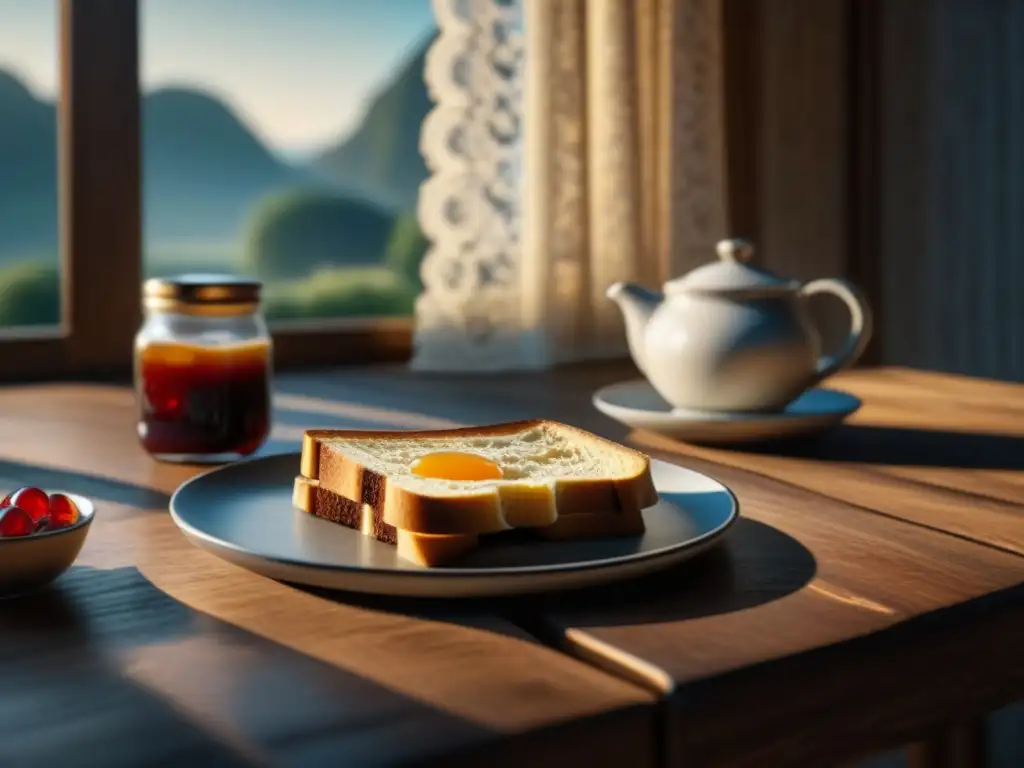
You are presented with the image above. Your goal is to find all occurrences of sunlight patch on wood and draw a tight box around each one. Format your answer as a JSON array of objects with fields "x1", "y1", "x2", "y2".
[
  {"x1": 808, "y1": 582, "x2": 897, "y2": 616},
  {"x1": 274, "y1": 393, "x2": 463, "y2": 430}
]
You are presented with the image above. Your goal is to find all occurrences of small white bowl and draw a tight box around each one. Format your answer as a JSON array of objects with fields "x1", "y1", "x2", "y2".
[{"x1": 0, "y1": 492, "x2": 94, "y2": 598}]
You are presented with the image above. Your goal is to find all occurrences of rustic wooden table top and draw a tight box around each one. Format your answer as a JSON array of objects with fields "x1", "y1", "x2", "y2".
[{"x1": 1, "y1": 363, "x2": 1022, "y2": 767}]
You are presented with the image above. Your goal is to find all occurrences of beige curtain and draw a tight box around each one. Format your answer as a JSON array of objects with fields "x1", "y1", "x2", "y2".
[
  {"x1": 413, "y1": 0, "x2": 727, "y2": 371},
  {"x1": 522, "y1": 0, "x2": 728, "y2": 364}
]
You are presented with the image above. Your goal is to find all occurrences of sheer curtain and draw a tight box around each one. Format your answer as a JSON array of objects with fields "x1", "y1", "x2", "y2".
[{"x1": 413, "y1": 0, "x2": 727, "y2": 372}]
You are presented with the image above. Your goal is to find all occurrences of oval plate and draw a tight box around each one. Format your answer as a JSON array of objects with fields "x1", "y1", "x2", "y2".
[{"x1": 170, "y1": 453, "x2": 739, "y2": 598}]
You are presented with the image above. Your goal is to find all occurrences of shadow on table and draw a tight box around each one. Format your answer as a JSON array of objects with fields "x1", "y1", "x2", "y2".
[
  {"x1": 0, "y1": 458, "x2": 171, "y2": 509},
  {"x1": 715, "y1": 424, "x2": 1024, "y2": 469},
  {"x1": 274, "y1": 362, "x2": 634, "y2": 431},
  {"x1": 523, "y1": 518, "x2": 816, "y2": 628},
  {"x1": 0, "y1": 566, "x2": 263, "y2": 766},
  {"x1": 303, "y1": 518, "x2": 816, "y2": 629},
  {"x1": 0, "y1": 565, "x2": 567, "y2": 767}
]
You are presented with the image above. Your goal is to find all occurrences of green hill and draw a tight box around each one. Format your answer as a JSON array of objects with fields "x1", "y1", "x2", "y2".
[
  {"x1": 0, "y1": 71, "x2": 58, "y2": 257},
  {"x1": 0, "y1": 72, "x2": 311, "y2": 261},
  {"x1": 245, "y1": 189, "x2": 396, "y2": 279},
  {"x1": 0, "y1": 43, "x2": 436, "y2": 269},
  {"x1": 312, "y1": 33, "x2": 435, "y2": 212},
  {"x1": 143, "y1": 87, "x2": 301, "y2": 241}
]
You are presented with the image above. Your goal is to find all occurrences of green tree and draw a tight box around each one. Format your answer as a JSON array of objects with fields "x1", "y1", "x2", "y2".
[
  {"x1": 243, "y1": 189, "x2": 395, "y2": 280},
  {"x1": 0, "y1": 260, "x2": 60, "y2": 327},
  {"x1": 385, "y1": 212, "x2": 429, "y2": 290},
  {"x1": 263, "y1": 267, "x2": 417, "y2": 321}
]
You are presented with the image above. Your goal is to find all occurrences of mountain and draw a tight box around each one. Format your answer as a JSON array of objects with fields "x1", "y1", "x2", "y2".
[
  {"x1": 0, "y1": 51, "x2": 433, "y2": 266},
  {"x1": 143, "y1": 87, "x2": 303, "y2": 241},
  {"x1": 0, "y1": 74, "x2": 306, "y2": 257},
  {"x1": 311, "y1": 33, "x2": 435, "y2": 212},
  {"x1": 0, "y1": 72, "x2": 59, "y2": 257}
]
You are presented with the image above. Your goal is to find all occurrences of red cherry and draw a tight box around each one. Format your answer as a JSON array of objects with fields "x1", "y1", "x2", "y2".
[
  {"x1": 46, "y1": 494, "x2": 80, "y2": 530},
  {"x1": 1, "y1": 486, "x2": 49, "y2": 523},
  {"x1": 0, "y1": 506, "x2": 35, "y2": 537}
]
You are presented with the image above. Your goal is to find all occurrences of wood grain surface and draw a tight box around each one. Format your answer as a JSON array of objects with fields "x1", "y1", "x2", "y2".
[
  {"x1": 1, "y1": 363, "x2": 1022, "y2": 767},
  {"x1": 534, "y1": 448, "x2": 1024, "y2": 767},
  {"x1": 276, "y1": 363, "x2": 1024, "y2": 555},
  {"x1": 630, "y1": 365, "x2": 1024, "y2": 556},
  {"x1": 269, "y1": 361, "x2": 1024, "y2": 766},
  {"x1": 0, "y1": 384, "x2": 656, "y2": 768}
]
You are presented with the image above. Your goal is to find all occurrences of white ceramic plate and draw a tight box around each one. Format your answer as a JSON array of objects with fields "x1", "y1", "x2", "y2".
[
  {"x1": 170, "y1": 453, "x2": 739, "y2": 598},
  {"x1": 594, "y1": 379, "x2": 861, "y2": 445}
]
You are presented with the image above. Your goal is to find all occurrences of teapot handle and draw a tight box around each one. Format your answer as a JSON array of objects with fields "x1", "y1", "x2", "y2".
[{"x1": 799, "y1": 278, "x2": 874, "y2": 383}]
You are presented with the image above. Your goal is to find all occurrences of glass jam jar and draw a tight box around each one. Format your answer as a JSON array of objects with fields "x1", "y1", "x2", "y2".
[{"x1": 135, "y1": 275, "x2": 272, "y2": 463}]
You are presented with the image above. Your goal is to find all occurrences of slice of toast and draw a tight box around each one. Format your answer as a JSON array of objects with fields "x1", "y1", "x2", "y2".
[
  {"x1": 292, "y1": 475, "x2": 645, "y2": 565},
  {"x1": 301, "y1": 420, "x2": 656, "y2": 536},
  {"x1": 292, "y1": 476, "x2": 479, "y2": 567}
]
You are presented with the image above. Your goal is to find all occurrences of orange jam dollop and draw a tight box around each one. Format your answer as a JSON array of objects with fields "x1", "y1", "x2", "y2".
[{"x1": 410, "y1": 451, "x2": 504, "y2": 482}]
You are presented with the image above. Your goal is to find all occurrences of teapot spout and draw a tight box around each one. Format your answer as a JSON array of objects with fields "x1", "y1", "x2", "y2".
[{"x1": 606, "y1": 282, "x2": 662, "y2": 377}]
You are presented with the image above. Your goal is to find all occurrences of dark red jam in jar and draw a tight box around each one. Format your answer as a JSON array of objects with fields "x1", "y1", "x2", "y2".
[{"x1": 135, "y1": 275, "x2": 272, "y2": 463}]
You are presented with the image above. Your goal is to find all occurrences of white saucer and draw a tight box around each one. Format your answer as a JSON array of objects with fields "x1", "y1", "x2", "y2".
[{"x1": 593, "y1": 379, "x2": 861, "y2": 445}]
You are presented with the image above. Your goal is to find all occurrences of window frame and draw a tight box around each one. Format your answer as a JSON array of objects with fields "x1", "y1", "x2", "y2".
[{"x1": 0, "y1": 0, "x2": 412, "y2": 383}]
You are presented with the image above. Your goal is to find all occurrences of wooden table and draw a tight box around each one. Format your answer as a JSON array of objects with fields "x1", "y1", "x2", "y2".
[{"x1": 1, "y1": 363, "x2": 1022, "y2": 767}]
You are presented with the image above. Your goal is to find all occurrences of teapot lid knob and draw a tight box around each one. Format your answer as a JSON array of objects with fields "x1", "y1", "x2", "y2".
[
  {"x1": 716, "y1": 238, "x2": 755, "y2": 264},
  {"x1": 664, "y1": 236, "x2": 797, "y2": 296}
]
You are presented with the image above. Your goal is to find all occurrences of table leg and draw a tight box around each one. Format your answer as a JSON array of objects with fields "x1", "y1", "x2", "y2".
[
  {"x1": 908, "y1": 719, "x2": 988, "y2": 768},
  {"x1": 909, "y1": 732, "x2": 956, "y2": 768}
]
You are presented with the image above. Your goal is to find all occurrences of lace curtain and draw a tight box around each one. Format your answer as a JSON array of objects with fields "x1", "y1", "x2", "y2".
[{"x1": 412, "y1": 0, "x2": 727, "y2": 371}]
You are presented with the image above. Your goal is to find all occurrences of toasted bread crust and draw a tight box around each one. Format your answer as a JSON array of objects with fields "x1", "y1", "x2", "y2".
[
  {"x1": 292, "y1": 476, "x2": 478, "y2": 566},
  {"x1": 314, "y1": 486, "x2": 365, "y2": 532},
  {"x1": 317, "y1": 486, "x2": 397, "y2": 544},
  {"x1": 292, "y1": 473, "x2": 392, "y2": 541},
  {"x1": 396, "y1": 530, "x2": 479, "y2": 567},
  {"x1": 302, "y1": 420, "x2": 656, "y2": 536}
]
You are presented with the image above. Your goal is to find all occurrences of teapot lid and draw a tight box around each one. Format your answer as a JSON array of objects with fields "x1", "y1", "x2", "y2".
[{"x1": 664, "y1": 239, "x2": 799, "y2": 295}]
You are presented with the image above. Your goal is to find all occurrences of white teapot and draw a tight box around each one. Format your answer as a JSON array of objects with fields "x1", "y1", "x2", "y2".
[{"x1": 607, "y1": 239, "x2": 872, "y2": 413}]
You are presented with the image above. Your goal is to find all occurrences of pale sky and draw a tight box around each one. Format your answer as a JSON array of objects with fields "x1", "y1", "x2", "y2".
[{"x1": 0, "y1": 0, "x2": 435, "y2": 155}]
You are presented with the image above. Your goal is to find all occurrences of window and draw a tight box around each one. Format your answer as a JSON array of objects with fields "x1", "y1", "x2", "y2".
[
  {"x1": 140, "y1": 0, "x2": 434, "y2": 332},
  {"x1": 0, "y1": 2, "x2": 61, "y2": 333},
  {"x1": 0, "y1": 0, "x2": 142, "y2": 379},
  {"x1": 2, "y1": 0, "x2": 424, "y2": 381}
]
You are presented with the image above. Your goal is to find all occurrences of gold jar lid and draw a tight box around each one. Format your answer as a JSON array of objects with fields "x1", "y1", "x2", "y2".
[{"x1": 143, "y1": 274, "x2": 262, "y2": 315}]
